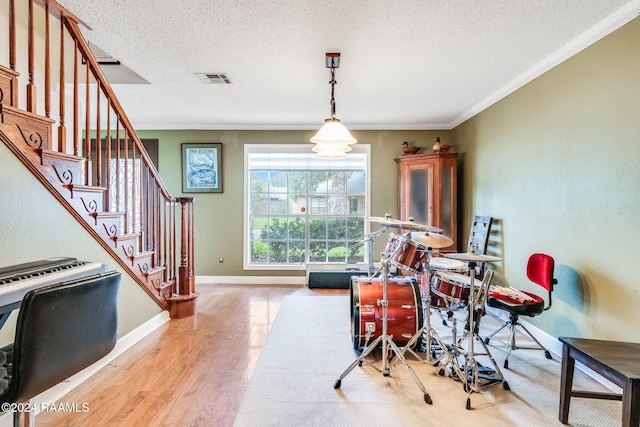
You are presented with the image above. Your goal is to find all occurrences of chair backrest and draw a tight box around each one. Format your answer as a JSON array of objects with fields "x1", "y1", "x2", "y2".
[
  {"x1": 466, "y1": 216, "x2": 493, "y2": 254},
  {"x1": 0, "y1": 271, "x2": 120, "y2": 404},
  {"x1": 526, "y1": 253, "x2": 556, "y2": 292},
  {"x1": 467, "y1": 216, "x2": 493, "y2": 277}
]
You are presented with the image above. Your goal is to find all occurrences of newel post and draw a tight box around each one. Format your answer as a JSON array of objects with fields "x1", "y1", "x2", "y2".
[{"x1": 168, "y1": 197, "x2": 198, "y2": 318}]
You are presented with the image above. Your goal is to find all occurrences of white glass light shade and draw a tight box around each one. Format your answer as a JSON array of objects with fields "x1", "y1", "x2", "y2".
[
  {"x1": 313, "y1": 148, "x2": 349, "y2": 159},
  {"x1": 312, "y1": 140, "x2": 351, "y2": 159},
  {"x1": 311, "y1": 144, "x2": 351, "y2": 153},
  {"x1": 310, "y1": 119, "x2": 357, "y2": 145}
]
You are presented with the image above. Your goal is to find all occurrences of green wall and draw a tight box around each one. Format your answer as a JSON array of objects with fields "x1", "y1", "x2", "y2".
[
  {"x1": 453, "y1": 16, "x2": 640, "y2": 341},
  {"x1": 135, "y1": 129, "x2": 451, "y2": 277}
]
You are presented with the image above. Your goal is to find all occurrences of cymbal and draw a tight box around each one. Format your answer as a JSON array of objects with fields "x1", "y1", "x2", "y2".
[
  {"x1": 367, "y1": 216, "x2": 393, "y2": 223},
  {"x1": 443, "y1": 252, "x2": 503, "y2": 263},
  {"x1": 368, "y1": 217, "x2": 442, "y2": 232},
  {"x1": 408, "y1": 221, "x2": 444, "y2": 232},
  {"x1": 413, "y1": 232, "x2": 454, "y2": 249},
  {"x1": 381, "y1": 220, "x2": 428, "y2": 231}
]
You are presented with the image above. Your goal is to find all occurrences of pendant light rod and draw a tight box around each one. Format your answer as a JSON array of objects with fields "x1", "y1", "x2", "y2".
[
  {"x1": 326, "y1": 52, "x2": 340, "y2": 120},
  {"x1": 329, "y1": 66, "x2": 337, "y2": 119}
]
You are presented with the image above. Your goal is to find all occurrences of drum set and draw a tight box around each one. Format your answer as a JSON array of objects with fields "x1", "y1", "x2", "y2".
[{"x1": 334, "y1": 215, "x2": 510, "y2": 409}]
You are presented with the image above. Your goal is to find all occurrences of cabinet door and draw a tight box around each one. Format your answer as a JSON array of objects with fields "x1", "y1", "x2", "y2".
[{"x1": 406, "y1": 163, "x2": 433, "y2": 226}]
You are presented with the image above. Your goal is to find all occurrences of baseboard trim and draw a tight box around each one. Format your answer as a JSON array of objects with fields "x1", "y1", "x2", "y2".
[
  {"x1": 196, "y1": 275, "x2": 306, "y2": 286},
  {"x1": 12, "y1": 311, "x2": 171, "y2": 423}
]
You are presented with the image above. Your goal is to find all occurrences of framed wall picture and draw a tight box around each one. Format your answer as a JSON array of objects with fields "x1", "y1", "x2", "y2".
[{"x1": 181, "y1": 143, "x2": 223, "y2": 193}]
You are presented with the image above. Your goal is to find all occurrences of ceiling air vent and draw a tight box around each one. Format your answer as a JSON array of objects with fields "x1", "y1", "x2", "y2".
[{"x1": 195, "y1": 73, "x2": 231, "y2": 84}]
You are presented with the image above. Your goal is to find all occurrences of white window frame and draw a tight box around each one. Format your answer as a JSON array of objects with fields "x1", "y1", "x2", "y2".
[{"x1": 243, "y1": 143, "x2": 371, "y2": 270}]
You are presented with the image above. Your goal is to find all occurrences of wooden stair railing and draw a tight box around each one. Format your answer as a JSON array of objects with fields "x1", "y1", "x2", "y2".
[{"x1": 0, "y1": 0, "x2": 197, "y2": 317}]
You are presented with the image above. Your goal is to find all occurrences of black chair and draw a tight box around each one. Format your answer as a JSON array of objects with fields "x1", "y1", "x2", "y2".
[
  {"x1": 483, "y1": 253, "x2": 556, "y2": 369},
  {"x1": 0, "y1": 271, "x2": 120, "y2": 426}
]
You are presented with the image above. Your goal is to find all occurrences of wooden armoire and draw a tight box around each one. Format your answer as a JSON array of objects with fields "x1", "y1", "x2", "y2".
[{"x1": 394, "y1": 152, "x2": 458, "y2": 251}]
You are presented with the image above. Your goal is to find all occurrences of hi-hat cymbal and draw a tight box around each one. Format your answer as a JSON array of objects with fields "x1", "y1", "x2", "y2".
[
  {"x1": 443, "y1": 252, "x2": 503, "y2": 262},
  {"x1": 413, "y1": 232, "x2": 454, "y2": 249}
]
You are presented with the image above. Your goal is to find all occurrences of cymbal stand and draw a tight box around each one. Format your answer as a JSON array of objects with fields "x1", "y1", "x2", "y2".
[
  {"x1": 456, "y1": 264, "x2": 509, "y2": 410},
  {"x1": 347, "y1": 228, "x2": 387, "y2": 277},
  {"x1": 366, "y1": 228, "x2": 386, "y2": 276},
  {"x1": 399, "y1": 248, "x2": 448, "y2": 364},
  {"x1": 434, "y1": 306, "x2": 467, "y2": 385},
  {"x1": 334, "y1": 254, "x2": 433, "y2": 405}
]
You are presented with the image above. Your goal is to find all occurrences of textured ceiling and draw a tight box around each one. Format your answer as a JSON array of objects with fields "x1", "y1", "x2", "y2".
[{"x1": 57, "y1": 0, "x2": 639, "y2": 130}]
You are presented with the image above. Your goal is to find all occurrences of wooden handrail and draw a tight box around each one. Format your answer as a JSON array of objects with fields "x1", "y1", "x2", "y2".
[
  {"x1": 62, "y1": 19, "x2": 172, "y2": 200},
  {"x1": 33, "y1": 0, "x2": 91, "y2": 29}
]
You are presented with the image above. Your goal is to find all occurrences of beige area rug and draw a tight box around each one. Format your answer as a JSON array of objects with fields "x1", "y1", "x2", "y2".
[{"x1": 234, "y1": 294, "x2": 621, "y2": 427}]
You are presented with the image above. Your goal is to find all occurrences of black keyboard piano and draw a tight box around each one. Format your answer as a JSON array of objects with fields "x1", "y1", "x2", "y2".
[{"x1": 0, "y1": 257, "x2": 107, "y2": 328}]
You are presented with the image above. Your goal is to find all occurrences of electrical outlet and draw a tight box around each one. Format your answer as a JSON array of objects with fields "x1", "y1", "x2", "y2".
[{"x1": 219, "y1": 257, "x2": 224, "y2": 263}]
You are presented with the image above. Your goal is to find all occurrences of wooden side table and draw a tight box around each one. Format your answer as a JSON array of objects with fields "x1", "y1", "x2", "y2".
[{"x1": 559, "y1": 337, "x2": 640, "y2": 427}]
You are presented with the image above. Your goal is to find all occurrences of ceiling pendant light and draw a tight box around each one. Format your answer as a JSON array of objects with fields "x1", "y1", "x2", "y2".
[{"x1": 311, "y1": 52, "x2": 357, "y2": 158}]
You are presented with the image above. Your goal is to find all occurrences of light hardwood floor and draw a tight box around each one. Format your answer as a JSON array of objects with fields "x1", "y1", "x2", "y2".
[{"x1": 36, "y1": 284, "x2": 343, "y2": 426}]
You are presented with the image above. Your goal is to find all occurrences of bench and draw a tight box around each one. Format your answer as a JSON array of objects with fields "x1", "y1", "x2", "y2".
[{"x1": 559, "y1": 336, "x2": 640, "y2": 427}]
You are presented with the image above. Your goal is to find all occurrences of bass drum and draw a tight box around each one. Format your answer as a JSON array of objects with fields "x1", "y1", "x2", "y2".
[{"x1": 350, "y1": 276, "x2": 423, "y2": 351}]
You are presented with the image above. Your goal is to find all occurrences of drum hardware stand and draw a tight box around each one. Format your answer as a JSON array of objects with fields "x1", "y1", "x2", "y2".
[
  {"x1": 434, "y1": 308, "x2": 468, "y2": 381},
  {"x1": 334, "y1": 255, "x2": 433, "y2": 405},
  {"x1": 348, "y1": 227, "x2": 388, "y2": 277},
  {"x1": 441, "y1": 256, "x2": 509, "y2": 410},
  {"x1": 398, "y1": 248, "x2": 448, "y2": 365}
]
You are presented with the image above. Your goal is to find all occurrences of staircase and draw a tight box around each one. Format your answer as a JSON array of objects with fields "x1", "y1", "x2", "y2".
[{"x1": 0, "y1": 0, "x2": 197, "y2": 317}]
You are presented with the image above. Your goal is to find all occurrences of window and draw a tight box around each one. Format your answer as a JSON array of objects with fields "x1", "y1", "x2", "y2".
[
  {"x1": 245, "y1": 144, "x2": 370, "y2": 270},
  {"x1": 109, "y1": 157, "x2": 141, "y2": 233}
]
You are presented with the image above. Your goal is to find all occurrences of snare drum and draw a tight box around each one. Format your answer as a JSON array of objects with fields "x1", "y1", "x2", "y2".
[
  {"x1": 430, "y1": 271, "x2": 472, "y2": 308},
  {"x1": 429, "y1": 257, "x2": 468, "y2": 274},
  {"x1": 350, "y1": 276, "x2": 423, "y2": 351},
  {"x1": 384, "y1": 233, "x2": 428, "y2": 273}
]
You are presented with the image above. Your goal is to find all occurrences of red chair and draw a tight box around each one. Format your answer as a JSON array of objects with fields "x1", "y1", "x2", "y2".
[{"x1": 483, "y1": 253, "x2": 557, "y2": 369}]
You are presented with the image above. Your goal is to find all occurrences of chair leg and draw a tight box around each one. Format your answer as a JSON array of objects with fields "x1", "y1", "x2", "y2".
[
  {"x1": 14, "y1": 402, "x2": 35, "y2": 427},
  {"x1": 517, "y1": 323, "x2": 546, "y2": 351},
  {"x1": 504, "y1": 322, "x2": 518, "y2": 369},
  {"x1": 486, "y1": 312, "x2": 552, "y2": 369},
  {"x1": 483, "y1": 319, "x2": 510, "y2": 344},
  {"x1": 516, "y1": 323, "x2": 552, "y2": 359},
  {"x1": 502, "y1": 319, "x2": 552, "y2": 368}
]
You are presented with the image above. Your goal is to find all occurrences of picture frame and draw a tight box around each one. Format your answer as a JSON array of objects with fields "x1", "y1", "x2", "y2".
[{"x1": 181, "y1": 143, "x2": 223, "y2": 193}]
